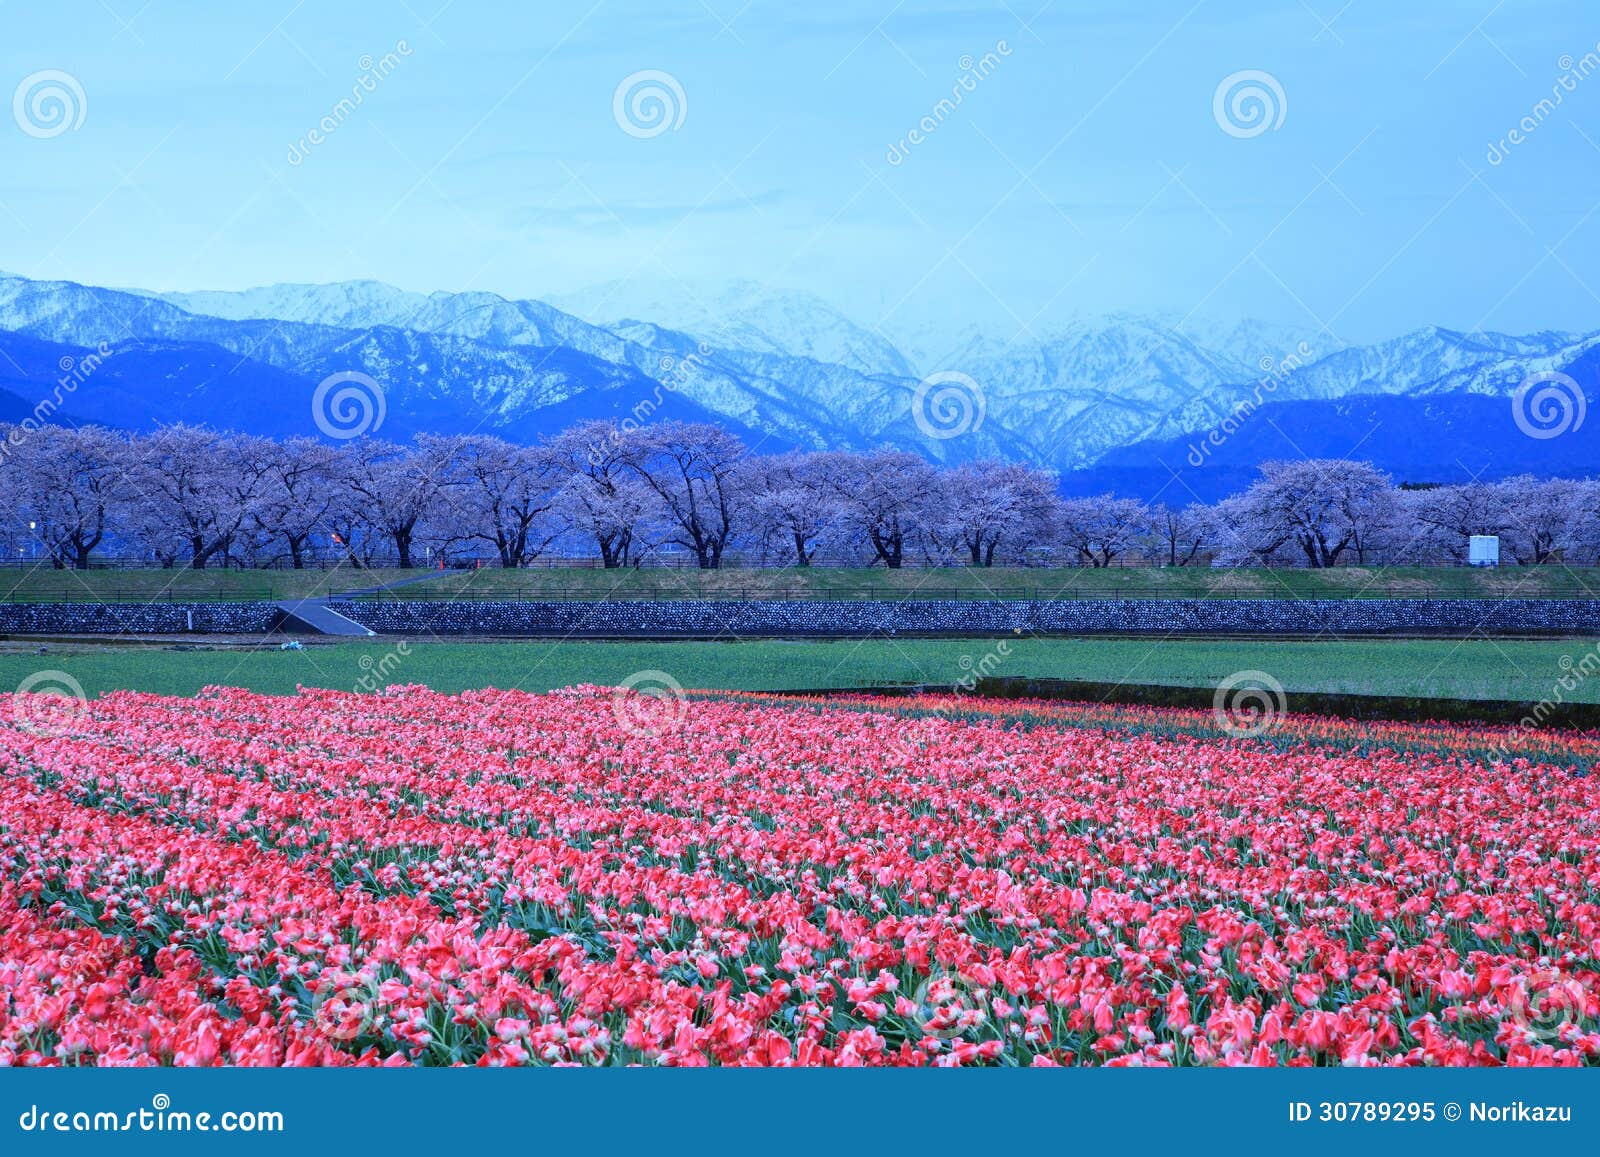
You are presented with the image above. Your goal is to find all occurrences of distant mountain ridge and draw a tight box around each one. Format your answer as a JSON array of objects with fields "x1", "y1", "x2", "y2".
[
  {"x1": 1, "y1": 270, "x2": 1595, "y2": 488},
  {"x1": 550, "y1": 278, "x2": 916, "y2": 379}
]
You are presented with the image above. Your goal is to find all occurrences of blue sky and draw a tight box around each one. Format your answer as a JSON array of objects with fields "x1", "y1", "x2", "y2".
[{"x1": 2, "y1": 0, "x2": 1598, "y2": 345}]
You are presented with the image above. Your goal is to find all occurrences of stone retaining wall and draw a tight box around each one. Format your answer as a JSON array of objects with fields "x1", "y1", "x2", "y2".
[
  {"x1": 4, "y1": 597, "x2": 1598, "y2": 638},
  {"x1": 0, "y1": 602, "x2": 281, "y2": 635},
  {"x1": 330, "y1": 597, "x2": 1600, "y2": 637}
]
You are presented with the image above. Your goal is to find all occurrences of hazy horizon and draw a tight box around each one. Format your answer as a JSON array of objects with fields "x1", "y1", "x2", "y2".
[{"x1": 6, "y1": 1, "x2": 1600, "y2": 349}]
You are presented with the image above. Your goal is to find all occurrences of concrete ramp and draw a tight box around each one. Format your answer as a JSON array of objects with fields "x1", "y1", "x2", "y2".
[{"x1": 276, "y1": 600, "x2": 376, "y2": 637}]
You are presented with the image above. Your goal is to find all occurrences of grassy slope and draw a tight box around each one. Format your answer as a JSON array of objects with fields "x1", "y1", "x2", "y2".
[
  {"x1": 0, "y1": 637, "x2": 1594, "y2": 703},
  {"x1": 0, "y1": 567, "x2": 409, "y2": 602},
  {"x1": 7, "y1": 564, "x2": 1600, "y2": 602}
]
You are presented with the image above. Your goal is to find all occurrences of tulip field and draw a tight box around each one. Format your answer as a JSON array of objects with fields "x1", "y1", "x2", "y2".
[{"x1": 1, "y1": 682, "x2": 1597, "y2": 1066}]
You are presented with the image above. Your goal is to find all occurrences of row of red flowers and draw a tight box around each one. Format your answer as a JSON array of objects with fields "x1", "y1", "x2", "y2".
[
  {"x1": 713, "y1": 690, "x2": 1600, "y2": 768},
  {"x1": 1, "y1": 684, "x2": 1596, "y2": 1066}
]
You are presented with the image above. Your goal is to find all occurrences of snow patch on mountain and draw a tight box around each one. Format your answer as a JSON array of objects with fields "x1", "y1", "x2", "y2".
[
  {"x1": 552, "y1": 278, "x2": 914, "y2": 379},
  {"x1": 2, "y1": 270, "x2": 1596, "y2": 480}
]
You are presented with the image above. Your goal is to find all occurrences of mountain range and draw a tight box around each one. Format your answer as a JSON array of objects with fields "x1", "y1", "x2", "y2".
[{"x1": 0, "y1": 269, "x2": 1593, "y2": 500}]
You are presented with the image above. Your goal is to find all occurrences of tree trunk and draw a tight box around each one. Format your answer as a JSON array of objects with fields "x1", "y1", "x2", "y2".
[{"x1": 870, "y1": 526, "x2": 904, "y2": 569}]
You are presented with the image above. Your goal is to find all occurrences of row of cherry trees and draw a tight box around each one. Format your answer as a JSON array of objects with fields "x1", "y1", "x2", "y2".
[{"x1": 2, "y1": 420, "x2": 1597, "y2": 570}]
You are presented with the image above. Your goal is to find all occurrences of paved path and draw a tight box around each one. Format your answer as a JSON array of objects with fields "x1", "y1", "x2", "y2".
[
  {"x1": 275, "y1": 570, "x2": 456, "y2": 635},
  {"x1": 275, "y1": 600, "x2": 376, "y2": 637},
  {"x1": 328, "y1": 571, "x2": 447, "y2": 598}
]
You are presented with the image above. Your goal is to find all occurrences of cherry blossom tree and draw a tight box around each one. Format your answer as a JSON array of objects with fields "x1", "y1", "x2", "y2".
[
  {"x1": 1, "y1": 425, "x2": 127, "y2": 569},
  {"x1": 1493, "y1": 475, "x2": 1584, "y2": 565},
  {"x1": 126, "y1": 425, "x2": 259, "y2": 569},
  {"x1": 428, "y1": 435, "x2": 566, "y2": 568},
  {"x1": 741, "y1": 451, "x2": 840, "y2": 566},
  {"x1": 1211, "y1": 459, "x2": 1397, "y2": 569},
  {"x1": 549, "y1": 421, "x2": 657, "y2": 568},
  {"x1": 1057, "y1": 494, "x2": 1148, "y2": 568},
  {"x1": 254, "y1": 437, "x2": 343, "y2": 569},
  {"x1": 816, "y1": 448, "x2": 940, "y2": 569},
  {"x1": 5, "y1": 414, "x2": 1600, "y2": 577},
  {"x1": 1147, "y1": 502, "x2": 1210, "y2": 567},
  {"x1": 625, "y1": 422, "x2": 747, "y2": 569},
  {"x1": 337, "y1": 438, "x2": 448, "y2": 569},
  {"x1": 211, "y1": 434, "x2": 278, "y2": 568},
  {"x1": 940, "y1": 461, "x2": 1060, "y2": 567}
]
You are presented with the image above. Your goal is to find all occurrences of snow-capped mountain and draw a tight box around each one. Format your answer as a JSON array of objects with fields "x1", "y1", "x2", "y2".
[
  {"x1": 124, "y1": 278, "x2": 914, "y2": 448},
  {"x1": 552, "y1": 279, "x2": 915, "y2": 379},
  {"x1": 911, "y1": 312, "x2": 1328, "y2": 380},
  {"x1": 0, "y1": 270, "x2": 1595, "y2": 485},
  {"x1": 151, "y1": 280, "x2": 635, "y2": 362},
  {"x1": 1263, "y1": 325, "x2": 1593, "y2": 399},
  {"x1": 922, "y1": 314, "x2": 1329, "y2": 466}
]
